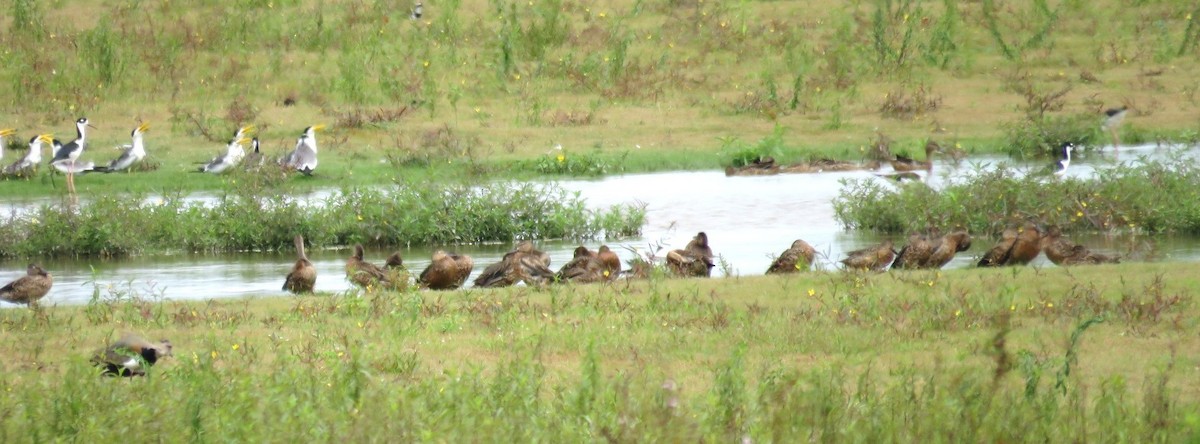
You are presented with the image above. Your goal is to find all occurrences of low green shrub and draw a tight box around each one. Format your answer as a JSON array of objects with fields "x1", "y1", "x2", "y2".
[
  {"x1": 0, "y1": 181, "x2": 646, "y2": 258},
  {"x1": 834, "y1": 155, "x2": 1200, "y2": 235}
]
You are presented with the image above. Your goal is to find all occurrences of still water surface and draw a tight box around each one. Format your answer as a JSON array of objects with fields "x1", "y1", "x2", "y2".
[{"x1": 2, "y1": 143, "x2": 1196, "y2": 306}]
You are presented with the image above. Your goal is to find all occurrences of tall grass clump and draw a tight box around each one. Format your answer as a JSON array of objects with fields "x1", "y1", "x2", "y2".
[
  {"x1": 834, "y1": 154, "x2": 1200, "y2": 235},
  {"x1": 0, "y1": 181, "x2": 645, "y2": 258}
]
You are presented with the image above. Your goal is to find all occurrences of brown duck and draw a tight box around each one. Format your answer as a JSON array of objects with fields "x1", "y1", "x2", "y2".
[
  {"x1": 0, "y1": 263, "x2": 53, "y2": 307},
  {"x1": 666, "y1": 232, "x2": 715, "y2": 277},
  {"x1": 282, "y1": 235, "x2": 316, "y2": 294},
  {"x1": 345, "y1": 244, "x2": 396, "y2": 291},
  {"x1": 891, "y1": 140, "x2": 941, "y2": 172},
  {"x1": 1041, "y1": 225, "x2": 1119, "y2": 266},
  {"x1": 91, "y1": 333, "x2": 172, "y2": 377},
  {"x1": 891, "y1": 232, "x2": 937, "y2": 270},
  {"x1": 977, "y1": 223, "x2": 1042, "y2": 267},
  {"x1": 420, "y1": 250, "x2": 474, "y2": 290},
  {"x1": 554, "y1": 246, "x2": 608, "y2": 284},
  {"x1": 596, "y1": 245, "x2": 621, "y2": 279},
  {"x1": 840, "y1": 240, "x2": 896, "y2": 271},
  {"x1": 766, "y1": 239, "x2": 817, "y2": 274},
  {"x1": 474, "y1": 241, "x2": 555, "y2": 288},
  {"x1": 925, "y1": 228, "x2": 972, "y2": 269}
]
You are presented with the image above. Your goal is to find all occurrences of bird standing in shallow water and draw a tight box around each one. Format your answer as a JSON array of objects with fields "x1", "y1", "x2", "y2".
[
  {"x1": 283, "y1": 235, "x2": 316, "y2": 294},
  {"x1": 91, "y1": 333, "x2": 172, "y2": 377},
  {"x1": 1102, "y1": 106, "x2": 1128, "y2": 150},
  {"x1": 0, "y1": 263, "x2": 53, "y2": 307},
  {"x1": 96, "y1": 122, "x2": 150, "y2": 173},
  {"x1": 1051, "y1": 143, "x2": 1073, "y2": 178}
]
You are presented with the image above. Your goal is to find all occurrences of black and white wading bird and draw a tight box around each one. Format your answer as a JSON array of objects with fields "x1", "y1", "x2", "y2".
[
  {"x1": 1051, "y1": 142, "x2": 1073, "y2": 178},
  {"x1": 4, "y1": 134, "x2": 52, "y2": 176},
  {"x1": 50, "y1": 117, "x2": 97, "y2": 192},
  {"x1": 280, "y1": 125, "x2": 323, "y2": 175},
  {"x1": 411, "y1": 2, "x2": 423, "y2": 20},
  {"x1": 95, "y1": 122, "x2": 150, "y2": 173},
  {"x1": 91, "y1": 333, "x2": 173, "y2": 377},
  {"x1": 1102, "y1": 106, "x2": 1128, "y2": 149}
]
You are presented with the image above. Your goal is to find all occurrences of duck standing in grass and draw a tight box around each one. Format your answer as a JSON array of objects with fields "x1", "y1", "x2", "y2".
[
  {"x1": 283, "y1": 235, "x2": 316, "y2": 294},
  {"x1": 280, "y1": 125, "x2": 323, "y2": 175},
  {"x1": 766, "y1": 239, "x2": 817, "y2": 274},
  {"x1": 840, "y1": 240, "x2": 896, "y2": 271},
  {"x1": 95, "y1": 122, "x2": 150, "y2": 173},
  {"x1": 420, "y1": 250, "x2": 474, "y2": 290},
  {"x1": 4, "y1": 134, "x2": 52, "y2": 177},
  {"x1": 0, "y1": 263, "x2": 53, "y2": 307},
  {"x1": 666, "y1": 232, "x2": 715, "y2": 277},
  {"x1": 474, "y1": 241, "x2": 555, "y2": 288},
  {"x1": 554, "y1": 246, "x2": 608, "y2": 284},
  {"x1": 346, "y1": 244, "x2": 396, "y2": 291},
  {"x1": 91, "y1": 333, "x2": 172, "y2": 377}
]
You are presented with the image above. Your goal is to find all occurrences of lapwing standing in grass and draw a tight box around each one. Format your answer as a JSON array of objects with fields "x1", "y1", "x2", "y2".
[
  {"x1": 91, "y1": 333, "x2": 172, "y2": 377},
  {"x1": 4, "y1": 134, "x2": 52, "y2": 177},
  {"x1": 280, "y1": 125, "x2": 323, "y2": 175},
  {"x1": 50, "y1": 117, "x2": 96, "y2": 194},
  {"x1": 95, "y1": 122, "x2": 149, "y2": 173},
  {"x1": 411, "y1": 2, "x2": 423, "y2": 20},
  {"x1": 283, "y1": 234, "x2": 316, "y2": 294},
  {"x1": 1102, "y1": 106, "x2": 1128, "y2": 150},
  {"x1": 0, "y1": 128, "x2": 15, "y2": 165},
  {"x1": 1051, "y1": 142, "x2": 1073, "y2": 178},
  {"x1": 0, "y1": 263, "x2": 53, "y2": 307}
]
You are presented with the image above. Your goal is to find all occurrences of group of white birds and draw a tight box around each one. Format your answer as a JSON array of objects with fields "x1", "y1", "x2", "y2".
[
  {"x1": 0, "y1": 118, "x2": 326, "y2": 189},
  {"x1": 196, "y1": 123, "x2": 324, "y2": 175}
]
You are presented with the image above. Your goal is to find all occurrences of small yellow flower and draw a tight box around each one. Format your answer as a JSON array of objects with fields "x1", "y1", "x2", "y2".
[
  {"x1": 211, "y1": 351, "x2": 218, "y2": 359},
  {"x1": 357, "y1": 214, "x2": 363, "y2": 221},
  {"x1": 1010, "y1": 305, "x2": 1016, "y2": 311},
  {"x1": 954, "y1": 309, "x2": 962, "y2": 317},
  {"x1": 232, "y1": 344, "x2": 239, "y2": 351},
  {"x1": 1081, "y1": 202, "x2": 1088, "y2": 208},
  {"x1": 556, "y1": 154, "x2": 566, "y2": 163},
  {"x1": 1047, "y1": 302, "x2": 1054, "y2": 308},
  {"x1": 1076, "y1": 211, "x2": 1084, "y2": 217},
  {"x1": 807, "y1": 288, "x2": 816, "y2": 297}
]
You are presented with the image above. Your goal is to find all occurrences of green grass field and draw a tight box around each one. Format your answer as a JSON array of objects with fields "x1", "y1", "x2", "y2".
[
  {"x1": 2, "y1": 0, "x2": 1200, "y2": 197},
  {"x1": 1, "y1": 263, "x2": 1197, "y2": 440}
]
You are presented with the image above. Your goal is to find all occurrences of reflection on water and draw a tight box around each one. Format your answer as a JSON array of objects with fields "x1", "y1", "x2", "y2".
[{"x1": 1, "y1": 142, "x2": 1197, "y2": 307}]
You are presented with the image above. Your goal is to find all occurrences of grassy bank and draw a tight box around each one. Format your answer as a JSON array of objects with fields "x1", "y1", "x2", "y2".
[
  {"x1": 0, "y1": 263, "x2": 1197, "y2": 440},
  {"x1": 0, "y1": 180, "x2": 646, "y2": 258},
  {"x1": 1, "y1": 1, "x2": 1200, "y2": 198},
  {"x1": 834, "y1": 155, "x2": 1200, "y2": 235}
]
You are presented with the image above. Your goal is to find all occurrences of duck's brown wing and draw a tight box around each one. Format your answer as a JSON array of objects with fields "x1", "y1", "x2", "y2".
[
  {"x1": 283, "y1": 260, "x2": 316, "y2": 293},
  {"x1": 0, "y1": 275, "x2": 51, "y2": 304},
  {"x1": 473, "y1": 260, "x2": 517, "y2": 288},
  {"x1": 348, "y1": 261, "x2": 391, "y2": 289}
]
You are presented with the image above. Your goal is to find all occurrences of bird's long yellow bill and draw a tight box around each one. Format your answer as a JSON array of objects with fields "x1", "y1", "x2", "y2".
[
  {"x1": 0, "y1": 128, "x2": 16, "y2": 137},
  {"x1": 137, "y1": 122, "x2": 151, "y2": 133}
]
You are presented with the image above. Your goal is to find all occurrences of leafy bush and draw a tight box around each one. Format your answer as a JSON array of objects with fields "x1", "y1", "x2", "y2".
[
  {"x1": 834, "y1": 155, "x2": 1200, "y2": 235},
  {"x1": 0, "y1": 181, "x2": 646, "y2": 258}
]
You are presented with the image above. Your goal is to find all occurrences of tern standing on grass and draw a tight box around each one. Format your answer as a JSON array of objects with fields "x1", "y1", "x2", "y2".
[
  {"x1": 96, "y1": 122, "x2": 150, "y2": 173},
  {"x1": 281, "y1": 125, "x2": 323, "y2": 175}
]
